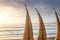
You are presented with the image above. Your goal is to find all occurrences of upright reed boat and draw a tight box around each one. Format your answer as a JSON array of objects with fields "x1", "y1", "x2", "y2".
[
  {"x1": 53, "y1": 8, "x2": 60, "y2": 40},
  {"x1": 35, "y1": 8, "x2": 47, "y2": 40},
  {"x1": 23, "y1": 4, "x2": 34, "y2": 40}
]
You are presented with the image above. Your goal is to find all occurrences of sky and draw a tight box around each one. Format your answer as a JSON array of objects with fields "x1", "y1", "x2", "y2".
[
  {"x1": 0, "y1": 0, "x2": 60, "y2": 39},
  {"x1": 0, "y1": 0, "x2": 60, "y2": 26}
]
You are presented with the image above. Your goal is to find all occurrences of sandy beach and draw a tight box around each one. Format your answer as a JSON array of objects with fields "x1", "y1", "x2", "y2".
[
  {"x1": 34, "y1": 37, "x2": 55, "y2": 40},
  {"x1": 47, "y1": 37, "x2": 55, "y2": 40},
  {"x1": 0, "y1": 37, "x2": 55, "y2": 40}
]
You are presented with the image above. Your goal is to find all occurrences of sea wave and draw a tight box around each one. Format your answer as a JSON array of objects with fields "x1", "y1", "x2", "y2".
[{"x1": 0, "y1": 24, "x2": 56, "y2": 39}]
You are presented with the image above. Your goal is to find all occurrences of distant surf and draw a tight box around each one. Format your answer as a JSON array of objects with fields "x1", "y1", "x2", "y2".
[{"x1": 0, "y1": 24, "x2": 56, "y2": 39}]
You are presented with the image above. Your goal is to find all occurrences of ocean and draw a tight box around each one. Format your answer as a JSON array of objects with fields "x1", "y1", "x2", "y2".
[{"x1": 0, "y1": 24, "x2": 56, "y2": 39}]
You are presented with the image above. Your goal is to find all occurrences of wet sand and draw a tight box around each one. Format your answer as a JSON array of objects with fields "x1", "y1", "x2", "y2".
[
  {"x1": 34, "y1": 37, "x2": 55, "y2": 40},
  {"x1": 47, "y1": 37, "x2": 55, "y2": 40},
  {"x1": 0, "y1": 37, "x2": 55, "y2": 40}
]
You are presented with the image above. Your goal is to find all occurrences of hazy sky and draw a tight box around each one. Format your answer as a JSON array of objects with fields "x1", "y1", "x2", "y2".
[{"x1": 0, "y1": 0, "x2": 60, "y2": 25}]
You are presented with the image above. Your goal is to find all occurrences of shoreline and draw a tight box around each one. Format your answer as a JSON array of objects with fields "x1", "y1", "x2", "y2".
[
  {"x1": 34, "y1": 37, "x2": 55, "y2": 40},
  {"x1": 0, "y1": 37, "x2": 55, "y2": 40},
  {"x1": 47, "y1": 37, "x2": 55, "y2": 40}
]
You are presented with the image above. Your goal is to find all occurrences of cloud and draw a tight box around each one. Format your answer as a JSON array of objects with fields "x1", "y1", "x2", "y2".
[
  {"x1": 25, "y1": 0, "x2": 60, "y2": 8},
  {"x1": 0, "y1": 0, "x2": 26, "y2": 9},
  {"x1": 0, "y1": 0, "x2": 60, "y2": 8}
]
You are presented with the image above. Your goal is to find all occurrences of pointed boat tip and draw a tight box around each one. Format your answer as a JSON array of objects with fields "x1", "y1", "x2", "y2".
[
  {"x1": 35, "y1": 8, "x2": 41, "y2": 16},
  {"x1": 53, "y1": 8, "x2": 55, "y2": 10},
  {"x1": 24, "y1": 4, "x2": 28, "y2": 8},
  {"x1": 35, "y1": 8, "x2": 39, "y2": 14},
  {"x1": 53, "y1": 8, "x2": 60, "y2": 17},
  {"x1": 35, "y1": 8, "x2": 37, "y2": 10},
  {"x1": 53, "y1": 8, "x2": 60, "y2": 22},
  {"x1": 55, "y1": 12, "x2": 57, "y2": 16},
  {"x1": 58, "y1": 13, "x2": 60, "y2": 16},
  {"x1": 53, "y1": 8, "x2": 56, "y2": 13},
  {"x1": 24, "y1": 4, "x2": 26, "y2": 7},
  {"x1": 35, "y1": 8, "x2": 38, "y2": 11},
  {"x1": 35, "y1": 8, "x2": 38, "y2": 12},
  {"x1": 53, "y1": 8, "x2": 58, "y2": 16}
]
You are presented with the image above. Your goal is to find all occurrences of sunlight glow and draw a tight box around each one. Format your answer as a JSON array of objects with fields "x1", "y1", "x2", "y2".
[{"x1": 0, "y1": 5, "x2": 25, "y2": 25}]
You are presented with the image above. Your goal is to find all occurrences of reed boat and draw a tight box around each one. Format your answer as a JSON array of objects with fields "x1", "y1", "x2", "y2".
[
  {"x1": 23, "y1": 4, "x2": 34, "y2": 40},
  {"x1": 35, "y1": 8, "x2": 47, "y2": 40},
  {"x1": 53, "y1": 8, "x2": 60, "y2": 40}
]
